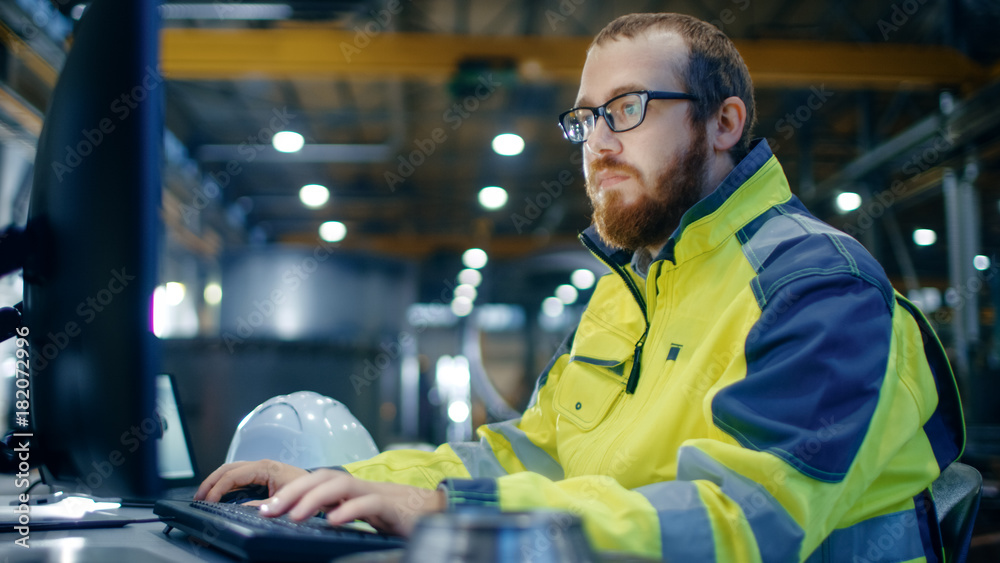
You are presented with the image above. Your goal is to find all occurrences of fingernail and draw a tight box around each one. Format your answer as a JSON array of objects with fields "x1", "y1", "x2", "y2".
[{"x1": 260, "y1": 501, "x2": 273, "y2": 514}]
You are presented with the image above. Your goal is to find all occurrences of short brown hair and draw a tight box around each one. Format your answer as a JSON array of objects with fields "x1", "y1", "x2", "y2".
[{"x1": 591, "y1": 13, "x2": 757, "y2": 163}]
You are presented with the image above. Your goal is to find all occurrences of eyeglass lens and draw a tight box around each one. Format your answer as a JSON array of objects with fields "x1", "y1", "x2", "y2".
[{"x1": 561, "y1": 93, "x2": 645, "y2": 142}]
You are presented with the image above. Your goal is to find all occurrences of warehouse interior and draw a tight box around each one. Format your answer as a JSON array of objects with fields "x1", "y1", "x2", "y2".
[{"x1": 1, "y1": 0, "x2": 999, "y2": 558}]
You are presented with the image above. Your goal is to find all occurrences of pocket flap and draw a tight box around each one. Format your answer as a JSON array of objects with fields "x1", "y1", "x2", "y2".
[{"x1": 554, "y1": 361, "x2": 626, "y2": 431}]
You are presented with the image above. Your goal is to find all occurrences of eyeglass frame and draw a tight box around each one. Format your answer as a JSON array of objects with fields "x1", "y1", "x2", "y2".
[{"x1": 558, "y1": 90, "x2": 699, "y2": 144}]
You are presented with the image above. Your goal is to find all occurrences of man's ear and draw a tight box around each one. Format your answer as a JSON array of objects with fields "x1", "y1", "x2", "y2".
[{"x1": 710, "y1": 96, "x2": 747, "y2": 153}]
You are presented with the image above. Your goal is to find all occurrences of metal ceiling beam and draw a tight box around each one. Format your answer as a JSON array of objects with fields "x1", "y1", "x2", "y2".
[
  {"x1": 814, "y1": 79, "x2": 1000, "y2": 199},
  {"x1": 277, "y1": 231, "x2": 581, "y2": 259},
  {"x1": 160, "y1": 28, "x2": 987, "y2": 89}
]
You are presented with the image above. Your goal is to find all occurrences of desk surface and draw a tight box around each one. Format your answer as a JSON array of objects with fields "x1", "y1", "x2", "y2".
[{"x1": 1, "y1": 507, "x2": 243, "y2": 562}]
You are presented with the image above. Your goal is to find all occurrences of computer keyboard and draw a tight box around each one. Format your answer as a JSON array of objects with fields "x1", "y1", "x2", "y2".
[{"x1": 154, "y1": 499, "x2": 406, "y2": 562}]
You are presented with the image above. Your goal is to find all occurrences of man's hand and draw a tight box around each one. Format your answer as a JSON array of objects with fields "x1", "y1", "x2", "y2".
[
  {"x1": 259, "y1": 469, "x2": 446, "y2": 536},
  {"x1": 194, "y1": 459, "x2": 308, "y2": 502}
]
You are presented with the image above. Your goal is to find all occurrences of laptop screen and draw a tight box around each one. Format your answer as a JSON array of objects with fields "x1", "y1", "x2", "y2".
[{"x1": 155, "y1": 374, "x2": 197, "y2": 481}]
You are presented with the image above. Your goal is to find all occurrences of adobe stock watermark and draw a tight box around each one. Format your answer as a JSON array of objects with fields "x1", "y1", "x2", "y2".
[
  {"x1": 206, "y1": 106, "x2": 297, "y2": 187},
  {"x1": 510, "y1": 152, "x2": 583, "y2": 233},
  {"x1": 708, "y1": 0, "x2": 751, "y2": 34},
  {"x1": 349, "y1": 276, "x2": 468, "y2": 394},
  {"x1": 732, "y1": 416, "x2": 846, "y2": 524},
  {"x1": 338, "y1": 0, "x2": 413, "y2": 62},
  {"x1": 767, "y1": 85, "x2": 834, "y2": 153},
  {"x1": 933, "y1": 263, "x2": 998, "y2": 325},
  {"x1": 221, "y1": 239, "x2": 338, "y2": 352},
  {"x1": 51, "y1": 65, "x2": 166, "y2": 182},
  {"x1": 384, "y1": 73, "x2": 502, "y2": 191},
  {"x1": 8, "y1": 0, "x2": 72, "y2": 50},
  {"x1": 841, "y1": 133, "x2": 955, "y2": 239},
  {"x1": 391, "y1": 466, "x2": 450, "y2": 529},
  {"x1": 544, "y1": 0, "x2": 586, "y2": 30},
  {"x1": 31, "y1": 268, "x2": 136, "y2": 372},
  {"x1": 179, "y1": 105, "x2": 295, "y2": 225},
  {"x1": 877, "y1": 0, "x2": 931, "y2": 40},
  {"x1": 683, "y1": 286, "x2": 800, "y2": 402},
  {"x1": 178, "y1": 181, "x2": 222, "y2": 227},
  {"x1": 69, "y1": 412, "x2": 165, "y2": 497}
]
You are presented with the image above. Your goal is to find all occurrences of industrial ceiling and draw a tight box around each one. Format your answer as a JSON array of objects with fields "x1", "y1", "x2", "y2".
[{"x1": 2, "y1": 0, "x2": 1000, "y2": 306}]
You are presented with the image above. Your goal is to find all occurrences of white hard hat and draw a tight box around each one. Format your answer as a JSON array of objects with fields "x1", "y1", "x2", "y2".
[{"x1": 225, "y1": 391, "x2": 379, "y2": 469}]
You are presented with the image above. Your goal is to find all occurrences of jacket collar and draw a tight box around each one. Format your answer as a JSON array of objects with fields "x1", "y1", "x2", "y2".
[{"x1": 581, "y1": 139, "x2": 789, "y2": 267}]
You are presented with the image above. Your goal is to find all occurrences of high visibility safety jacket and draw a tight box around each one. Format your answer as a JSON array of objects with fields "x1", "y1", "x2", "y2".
[{"x1": 345, "y1": 140, "x2": 965, "y2": 562}]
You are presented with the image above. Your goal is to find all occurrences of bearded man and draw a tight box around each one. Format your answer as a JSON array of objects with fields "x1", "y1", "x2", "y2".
[{"x1": 199, "y1": 12, "x2": 964, "y2": 562}]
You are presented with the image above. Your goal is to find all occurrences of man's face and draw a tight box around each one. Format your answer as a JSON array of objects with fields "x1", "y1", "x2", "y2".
[{"x1": 578, "y1": 31, "x2": 711, "y2": 251}]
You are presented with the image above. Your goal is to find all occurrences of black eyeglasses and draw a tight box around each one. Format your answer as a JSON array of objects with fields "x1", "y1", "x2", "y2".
[{"x1": 558, "y1": 90, "x2": 698, "y2": 143}]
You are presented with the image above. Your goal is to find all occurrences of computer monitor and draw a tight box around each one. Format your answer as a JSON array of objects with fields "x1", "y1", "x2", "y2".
[{"x1": 21, "y1": 0, "x2": 163, "y2": 499}]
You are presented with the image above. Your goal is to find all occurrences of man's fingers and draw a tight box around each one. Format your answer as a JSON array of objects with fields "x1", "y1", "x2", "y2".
[
  {"x1": 286, "y1": 474, "x2": 360, "y2": 521},
  {"x1": 325, "y1": 495, "x2": 392, "y2": 531},
  {"x1": 263, "y1": 469, "x2": 351, "y2": 518},
  {"x1": 194, "y1": 461, "x2": 247, "y2": 500}
]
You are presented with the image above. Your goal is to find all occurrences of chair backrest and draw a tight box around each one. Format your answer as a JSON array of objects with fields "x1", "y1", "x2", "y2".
[{"x1": 932, "y1": 462, "x2": 983, "y2": 563}]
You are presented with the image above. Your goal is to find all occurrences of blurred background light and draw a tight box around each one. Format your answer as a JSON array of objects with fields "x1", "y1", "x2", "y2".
[
  {"x1": 272, "y1": 130, "x2": 304, "y2": 153},
  {"x1": 478, "y1": 186, "x2": 508, "y2": 210},
  {"x1": 542, "y1": 296, "x2": 564, "y2": 318},
  {"x1": 299, "y1": 184, "x2": 329, "y2": 208},
  {"x1": 462, "y1": 248, "x2": 488, "y2": 269},
  {"x1": 203, "y1": 282, "x2": 222, "y2": 305},
  {"x1": 451, "y1": 296, "x2": 474, "y2": 317},
  {"x1": 571, "y1": 268, "x2": 596, "y2": 290},
  {"x1": 491, "y1": 133, "x2": 524, "y2": 156},
  {"x1": 458, "y1": 268, "x2": 482, "y2": 287},
  {"x1": 555, "y1": 284, "x2": 578, "y2": 305},
  {"x1": 319, "y1": 221, "x2": 347, "y2": 242},
  {"x1": 835, "y1": 192, "x2": 862, "y2": 213},
  {"x1": 913, "y1": 229, "x2": 937, "y2": 246}
]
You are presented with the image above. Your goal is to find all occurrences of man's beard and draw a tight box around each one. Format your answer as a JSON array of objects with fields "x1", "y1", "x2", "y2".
[{"x1": 586, "y1": 128, "x2": 710, "y2": 251}]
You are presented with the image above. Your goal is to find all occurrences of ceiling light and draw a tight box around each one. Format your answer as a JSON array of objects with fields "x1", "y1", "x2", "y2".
[
  {"x1": 835, "y1": 192, "x2": 862, "y2": 213},
  {"x1": 555, "y1": 284, "x2": 578, "y2": 305},
  {"x1": 570, "y1": 269, "x2": 596, "y2": 290},
  {"x1": 451, "y1": 296, "x2": 474, "y2": 317},
  {"x1": 447, "y1": 401, "x2": 470, "y2": 423},
  {"x1": 299, "y1": 184, "x2": 329, "y2": 208},
  {"x1": 203, "y1": 283, "x2": 223, "y2": 305},
  {"x1": 462, "y1": 248, "x2": 488, "y2": 269},
  {"x1": 160, "y1": 3, "x2": 293, "y2": 20},
  {"x1": 913, "y1": 229, "x2": 937, "y2": 246},
  {"x1": 319, "y1": 221, "x2": 347, "y2": 242},
  {"x1": 455, "y1": 284, "x2": 478, "y2": 301},
  {"x1": 478, "y1": 186, "x2": 508, "y2": 210},
  {"x1": 542, "y1": 297, "x2": 564, "y2": 318},
  {"x1": 458, "y1": 268, "x2": 482, "y2": 287},
  {"x1": 492, "y1": 133, "x2": 524, "y2": 156},
  {"x1": 273, "y1": 131, "x2": 305, "y2": 153},
  {"x1": 974, "y1": 255, "x2": 991, "y2": 271},
  {"x1": 165, "y1": 282, "x2": 186, "y2": 306}
]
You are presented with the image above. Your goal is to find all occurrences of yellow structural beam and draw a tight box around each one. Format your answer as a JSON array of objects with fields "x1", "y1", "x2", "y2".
[
  {"x1": 161, "y1": 28, "x2": 986, "y2": 89},
  {"x1": 0, "y1": 87, "x2": 42, "y2": 138},
  {"x1": 0, "y1": 21, "x2": 58, "y2": 87}
]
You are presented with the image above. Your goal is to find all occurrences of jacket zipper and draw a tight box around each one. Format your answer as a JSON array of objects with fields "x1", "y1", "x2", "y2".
[{"x1": 579, "y1": 233, "x2": 650, "y2": 394}]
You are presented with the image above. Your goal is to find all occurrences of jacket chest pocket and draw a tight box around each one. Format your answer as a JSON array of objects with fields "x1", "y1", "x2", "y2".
[
  {"x1": 553, "y1": 323, "x2": 635, "y2": 431},
  {"x1": 553, "y1": 360, "x2": 627, "y2": 431}
]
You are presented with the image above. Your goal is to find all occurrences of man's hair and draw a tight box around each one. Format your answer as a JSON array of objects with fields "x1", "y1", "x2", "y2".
[{"x1": 590, "y1": 13, "x2": 757, "y2": 163}]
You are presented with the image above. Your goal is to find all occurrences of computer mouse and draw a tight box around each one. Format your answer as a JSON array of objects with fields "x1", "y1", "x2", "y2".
[{"x1": 219, "y1": 483, "x2": 271, "y2": 504}]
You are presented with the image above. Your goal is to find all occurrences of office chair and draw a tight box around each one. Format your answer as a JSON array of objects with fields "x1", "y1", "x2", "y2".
[{"x1": 933, "y1": 462, "x2": 983, "y2": 563}]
